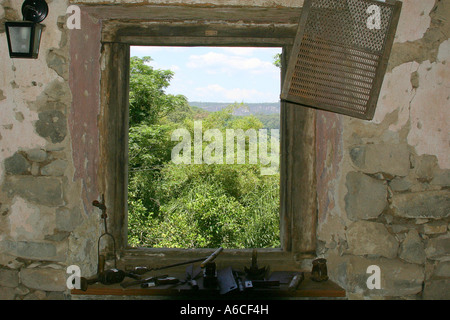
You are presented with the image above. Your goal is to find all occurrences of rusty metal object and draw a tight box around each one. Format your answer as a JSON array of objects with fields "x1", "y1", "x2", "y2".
[
  {"x1": 244, "y1": 249, "x2": 269, "y2": 280},
  {"x1": 93, "y1": 194, "x2": 117, "y2": 270},
  {"x1": 121, "y1": 274, "x2": 169, "y2": 289},
  {"x1": 203, "y1": 262, "x2": 218, "y2": 289},
  {"x1": 288, "y1": 272, "x2": 305, "y2": 291},
  {"x1": 80, "y1": 269, "x2": 140, "y2": 291},
  {"x1": 200, "y1": 247, "x2": 223, "y2": 268},
  {"x1": 127, "y1": 247, "x2": 223, "y2": 276},
  {"x1": 311, "y1": 258, "x2": 329, "y2": 282},
  {"x1": 217, "y1": 266, "x2": 238, "y2": 294},
  {"x1": 281, "y1": 0, "x2": 402, "y2": 120}
]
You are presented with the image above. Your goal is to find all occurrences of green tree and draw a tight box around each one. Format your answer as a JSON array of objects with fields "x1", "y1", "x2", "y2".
[
  {"x1": 273, "y1": 53, "x2": 281, "y2": 68},
  {"x1": 129, "y1": 56, "x2": 188, "y2": 126}
]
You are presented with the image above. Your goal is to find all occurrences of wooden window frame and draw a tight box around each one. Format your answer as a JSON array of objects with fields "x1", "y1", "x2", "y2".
[{"x1": 97, "y1": 18, "x2": 318, "y2": 270}]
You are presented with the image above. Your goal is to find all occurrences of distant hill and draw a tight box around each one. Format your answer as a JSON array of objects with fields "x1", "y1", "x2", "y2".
[{"x1": 189, "y1": 101, "x2": 280, "y2": 115}]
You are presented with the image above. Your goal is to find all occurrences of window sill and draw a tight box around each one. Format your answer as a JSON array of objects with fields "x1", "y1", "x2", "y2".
[
  {"x1": 71, "y1": 272, "x2": 346, "y2": 299},
  {"x1": 117, "y1": 247, "x2": 315, "y2": 273}
]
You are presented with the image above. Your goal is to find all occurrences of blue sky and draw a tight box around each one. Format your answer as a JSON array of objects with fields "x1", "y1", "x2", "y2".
[{"x1": 130, "y1": 46, "x2": 282, "y2": 103}]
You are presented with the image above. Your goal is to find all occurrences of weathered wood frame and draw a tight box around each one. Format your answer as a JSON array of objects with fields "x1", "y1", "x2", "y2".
[{"x1": 96, "y1": 8, "x2": 317, "y2": 269}]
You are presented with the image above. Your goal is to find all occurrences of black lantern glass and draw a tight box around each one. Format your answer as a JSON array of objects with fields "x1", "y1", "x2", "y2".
[
  {"x1": 5, "y1": 22, "x2": 44, "y2": 58},
  {"x1": 4, "y1": 0, "x2": 48, "y2": 59}
]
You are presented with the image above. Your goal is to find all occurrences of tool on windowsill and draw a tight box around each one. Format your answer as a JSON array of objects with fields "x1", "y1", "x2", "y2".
[
  {"x1": 78, "y1": 196, "x2": 140, "y2": 291},
  {"x1": 311, "y1": 258, "x2": 329, "y2": 282},
  {"x1": 244, "y1": 249, "x2": 269, "y2": 280},
  {"x1": 127, "y1": 247, "x2": 224, "y2": 276},
  {"x1": 200, "y1": 247, "x2": 223, "y2": 268},
  {"x1": 288, "y1": 272, "x2": 305, "y2": 291},
  {"x1": 93, "y1": 194, "x2": 116, "y2": 272},
  {"x1": 203, "y1": 262, "x2": 218, "y2": 289},
  {"x1": 140, "y1": 276, "x2": 180, "y2": 288},
  {"x1": 183, "y1": 264, "x2": 202, "y2": 290},
  {"x1": 80, "y1": 268, "x2": 140, "y2": 291}
]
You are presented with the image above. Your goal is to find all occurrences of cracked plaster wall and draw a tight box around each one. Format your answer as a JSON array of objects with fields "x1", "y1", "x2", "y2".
[
  {"x1": 316, "y1": 0, "x2": 449, "y2": 299},
  {"x1": 0, "y1": 0, "x2": 100, "y2": 300}
]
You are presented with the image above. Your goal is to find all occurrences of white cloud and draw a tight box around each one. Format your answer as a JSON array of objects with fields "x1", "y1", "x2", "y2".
[{"x1": 187, "y1": 52, "x2": 278, "y2": 76}]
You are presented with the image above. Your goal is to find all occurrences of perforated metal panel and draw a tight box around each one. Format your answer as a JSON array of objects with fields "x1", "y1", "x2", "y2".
[{"x1": 281, "y1": 0, "x2": 402, "y2": 120}]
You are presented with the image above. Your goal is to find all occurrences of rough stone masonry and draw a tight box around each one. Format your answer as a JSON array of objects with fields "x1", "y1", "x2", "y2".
[{"x1": 0, "y1": 0, "x2": 449, "y2": 300}]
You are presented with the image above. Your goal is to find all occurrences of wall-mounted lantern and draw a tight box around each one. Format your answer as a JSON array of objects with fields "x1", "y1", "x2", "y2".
[{"x1": 5, "y1": 0, "x2": 48, "y2": 59}]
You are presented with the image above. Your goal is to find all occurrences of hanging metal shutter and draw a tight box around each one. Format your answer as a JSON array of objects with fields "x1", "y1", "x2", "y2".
[{"x1": 281, "y1": 0, "x2": 402, "y2": 120}]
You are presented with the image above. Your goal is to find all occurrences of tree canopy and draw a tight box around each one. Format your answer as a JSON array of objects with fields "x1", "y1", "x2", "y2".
[{"x1": 127, "y1": 56, "x2": 280, "y2": 249}]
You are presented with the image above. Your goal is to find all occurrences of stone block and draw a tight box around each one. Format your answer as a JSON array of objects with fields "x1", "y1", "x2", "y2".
[
  {"x1": 3, "y1": 176, "x2": 64, "y2": 207},
  {"x1": 35, "y1": 110, "x2": 67, "y2": 143},
  {"x1": 56, "y1": 207, "x2": 83, "y2": 232},
  {"x1": 26, "y1": 149, "x2": 47, "y2": 162},
  {"x1": 346, "y1": 221, "x2": 399, "y2": 259},
  {"x1": 349, "y1": 144, "x2": 410, "y2": 177},
  {"x1": 422, "y1": 221, "x2": 448, "y2": 235},
  {"x1": 414, "y1": 154, "x2": 438, "y2": 182},
  {"x1": 0, "y1": 269, "x2": 19, "y2": 288},
  {"x1": 20, "y1": 268, "x2": 67, "y2": 292},
  {"x1": 4, "y1": 153, "x2": 30, "y2": 175},
  {"x1": 0, "y1": 241, "x2": 58, "y2": 261},
  {"x1": 47, "y1": 49, "x2": 68, "y2": 80},
  {"x1": 431, "y1": 169, "x2": 450, "y2": 187},
  {"x1": 41, "y1": 160, "x2": 67, "y2": 176},
  {"x1": 391, "y1": 190, "x2": 450, "y2": 219},
  {"x1": 327, "y1": 254, "x2": 424, "y2": 297},
  {"x1": 0, "y1": 287, "x2": 16, "y2": 300},
  {"x1": 423, "y1": 279, "x2": 450, "y2": 300},
  {"x1": 425, "y1": 235, "x2": 450, "y2": 260},
  {"x1": 399, "y1": 229, "x2": 426, "y2": 264},
  {"x1": 389, "y1": 176, "x2": 415, "y2": 192},
  {"x1": 345, "y1": 172, "x2": 388, "y2": 221},
  {"x1": 434, "y1": 261, "x2": 450, "y2": 277}
]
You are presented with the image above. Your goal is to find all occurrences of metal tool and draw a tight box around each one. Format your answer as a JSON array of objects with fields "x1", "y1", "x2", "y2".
[
  {"x1": 80, "y1": 268, "x2": 140, "y2": 291},
  {"x1": 93, "y1": 194, "x2": 116, "y2": 271},
  {"x1": 248, "y1": 280, "x2": 280, "y2": 288},
  {"x1": 203, "y1": 262, "x2": 218, "y2": 289},
  {"x1": 141, "y1": 276, "x2": 180, "y2": 288},
  {"x1": 127, "y1": 247, "x2": 224, "y2": 276},
  {"x1": 288, "y1": 272, "x2": 304, "y2": 291},
  {"x1": 244, "y1": 249, "x2": 268, "y2": 280},
  {"x1": 120, "y1": 274, "x2": 169, "y2": 288},
  {"x1": 217, "y1": 266, "x2": 238, "y2": 294},
  {"x1": 200, "y1": 247, "x2": 223, "y2": 268},
  {"x1": 311, "y1": 258, "x2": 329, "y2": 282},
  {"x1": 184, "y1": 264, "x2": 202, "y2": 290}
]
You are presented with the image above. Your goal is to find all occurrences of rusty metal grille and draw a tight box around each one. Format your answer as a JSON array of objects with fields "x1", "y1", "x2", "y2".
[{"x1": 281, "y1": 0, "x2": 402, "y2": 120}]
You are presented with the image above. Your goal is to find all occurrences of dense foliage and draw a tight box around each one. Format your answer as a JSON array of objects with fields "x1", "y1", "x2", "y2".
[{"x1": 127, "y1": 56, "x2": 280, "y2": 249}]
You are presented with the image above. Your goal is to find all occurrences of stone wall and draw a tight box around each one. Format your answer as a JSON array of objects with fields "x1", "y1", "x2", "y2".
[
  {"x1": 0, "y1": 0, "x2": 448, "y2": 300},
  {"x1": 316, "y1": 0, "x2": 450, "y2": 299},
  {"x1": 0, "y1": 0, "x2": 100, "y2": 300}
]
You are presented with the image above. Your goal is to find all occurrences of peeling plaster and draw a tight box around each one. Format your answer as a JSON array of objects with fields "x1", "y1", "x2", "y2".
[
  {"x1": 8, "y1": 197, "x2": 54, "y2": 241},
  {"x1": 374, "y1": 61, "x2": 420, "y2": 131},
  {"x1": 407, "y1": 58, "x2": 450, "y2": 169},
  {"x1": 0, "y1": 1, "x2": 71, "y2": 184},
  {"x1": 395, "y1": 0, "x2": 435, "y2": 44}
]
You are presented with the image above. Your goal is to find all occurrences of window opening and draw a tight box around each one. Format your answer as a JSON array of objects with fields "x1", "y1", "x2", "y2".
[{"x1": 127, "y1": 46, "x2": 282, "y2": 249}]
